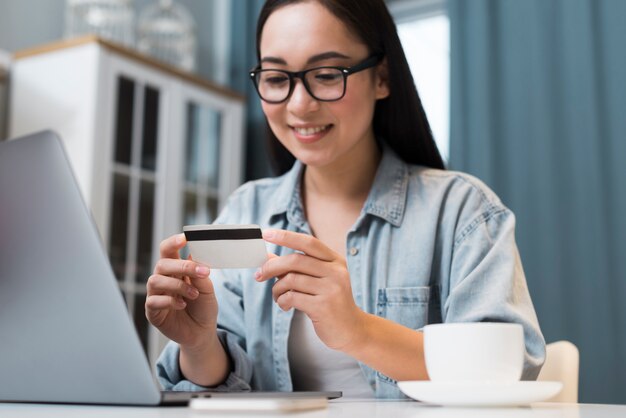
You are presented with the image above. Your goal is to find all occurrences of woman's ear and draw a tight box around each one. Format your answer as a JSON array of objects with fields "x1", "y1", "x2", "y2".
[{"x1": 375, "y1": 57, "x2": 390, "y2": 99}]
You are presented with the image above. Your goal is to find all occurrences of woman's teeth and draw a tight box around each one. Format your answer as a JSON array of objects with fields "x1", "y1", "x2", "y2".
[{"x1": 294, "y1": 125, "x2": 329, "y2": 135}]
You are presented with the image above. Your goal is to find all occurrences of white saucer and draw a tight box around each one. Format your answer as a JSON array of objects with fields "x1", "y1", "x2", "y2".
[{"x1": 397, "y1": 380, "x2": 563, "y2": 407}]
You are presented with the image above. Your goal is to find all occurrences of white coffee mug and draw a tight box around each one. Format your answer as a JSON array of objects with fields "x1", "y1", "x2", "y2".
[{"x1": 423, "y1": 322, "x2": 524, "y2": 382}]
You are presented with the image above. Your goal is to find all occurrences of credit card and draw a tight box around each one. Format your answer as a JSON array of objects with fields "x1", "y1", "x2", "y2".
[{"x1": 183, "y1": 224, "x2": 268, "y2": 269}]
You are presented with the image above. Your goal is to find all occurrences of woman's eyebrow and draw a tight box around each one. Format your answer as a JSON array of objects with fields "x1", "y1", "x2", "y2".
[
  {"x1": 260, "y1": 56, "x2": 288, "y2": 65},
  {"x1": 306, "y1": 51, "x2": 351, "y2": 64},
  {"x1": 260, "y1": 51, "x2": 351, "y2": 66}
]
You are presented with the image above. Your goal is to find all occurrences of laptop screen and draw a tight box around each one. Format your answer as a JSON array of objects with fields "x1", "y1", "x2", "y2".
[{"x1": 0, "y1": 131, "x2": 161, "y2": 405}]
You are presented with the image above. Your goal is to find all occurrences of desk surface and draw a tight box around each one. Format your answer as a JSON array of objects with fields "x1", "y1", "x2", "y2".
[{"x1": 1, "y1": 400, "x2": 626, "y2": 418}]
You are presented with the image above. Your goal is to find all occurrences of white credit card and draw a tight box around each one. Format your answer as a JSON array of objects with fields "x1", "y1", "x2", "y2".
[{"x1": 183, "y1": 224, "x2": 268, "y2": 269}]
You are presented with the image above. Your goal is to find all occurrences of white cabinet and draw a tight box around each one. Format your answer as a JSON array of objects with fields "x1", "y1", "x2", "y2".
[{"x1": 9, "y1": 35, "x2": 245, "y2": 365}]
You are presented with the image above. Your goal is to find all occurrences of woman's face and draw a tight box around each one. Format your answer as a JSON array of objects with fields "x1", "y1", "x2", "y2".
[{"x1": 259, "y1": 1, "x2": 389, "y2": 169}]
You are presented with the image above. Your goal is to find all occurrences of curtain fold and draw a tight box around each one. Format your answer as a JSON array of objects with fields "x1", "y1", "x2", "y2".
[
  {"x1": 449, "y1": 0, "x2": 626, "y2": 404},
  {"x1": 229, "y1": 0, "x2": 272, "y2": 180}
]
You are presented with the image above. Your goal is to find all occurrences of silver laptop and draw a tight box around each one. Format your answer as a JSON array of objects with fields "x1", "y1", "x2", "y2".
[{"x1": 0, "y1": 131, "x2": 341, "y2": 406}]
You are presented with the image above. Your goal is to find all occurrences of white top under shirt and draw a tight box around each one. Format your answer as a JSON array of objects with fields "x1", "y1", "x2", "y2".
[{"x1": 288, "y1": 309, "x2": 375, "y2": 398}]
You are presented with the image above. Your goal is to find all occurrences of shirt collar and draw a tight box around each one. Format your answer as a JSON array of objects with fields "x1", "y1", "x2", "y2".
[
  {"x1": 362, "y1": 144, "x2": 409, "y2": 227},
  {"x1": 267, "y1": 144, "x2": 409, "y2": 227},
  {"x1": 268, "y1": 160, "x2": 306, "y2": 227}
]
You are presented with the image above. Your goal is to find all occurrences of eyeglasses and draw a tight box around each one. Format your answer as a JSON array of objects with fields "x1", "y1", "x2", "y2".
[{"x1": 249, "y1": 54, "x2": 384, "y2": 104}]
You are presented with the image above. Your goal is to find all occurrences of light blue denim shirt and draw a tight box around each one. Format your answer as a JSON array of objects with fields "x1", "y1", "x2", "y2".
[{"x1": 156, "y1": 145, "x2": 546, "y2": 399}]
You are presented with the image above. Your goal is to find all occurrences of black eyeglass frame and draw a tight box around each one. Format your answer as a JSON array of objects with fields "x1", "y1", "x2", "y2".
[{"x1": 249, "y1": 54, "x2": 384, "y2": 104}]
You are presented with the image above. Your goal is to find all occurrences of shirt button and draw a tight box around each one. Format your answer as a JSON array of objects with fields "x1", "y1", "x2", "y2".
[{"x1": 349, "y1": 247, "x2": 359, "y2": 256}]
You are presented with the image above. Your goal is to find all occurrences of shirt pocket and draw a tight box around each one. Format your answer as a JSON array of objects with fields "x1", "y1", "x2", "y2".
[{"x1": 376, "y1": 286, "x2": 430, "y2": 331}]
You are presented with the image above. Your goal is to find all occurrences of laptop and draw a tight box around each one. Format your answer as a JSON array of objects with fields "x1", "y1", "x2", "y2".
[{"x1": 0, "y1": 131, "x2": 341, "y2": 406}]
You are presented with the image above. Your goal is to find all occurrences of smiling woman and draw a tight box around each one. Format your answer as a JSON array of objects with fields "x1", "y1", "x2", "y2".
[
  {"x1": 256, "y1": 1, "x2": 391, "y2": 171},
  {"x1": 148, "y1": 0, "x2": 545, "y2": 400}
]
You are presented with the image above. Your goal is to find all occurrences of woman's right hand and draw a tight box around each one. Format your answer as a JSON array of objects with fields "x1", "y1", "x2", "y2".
[{"x1": 145, "y1": 233, "x2": 219, "y2": 350}]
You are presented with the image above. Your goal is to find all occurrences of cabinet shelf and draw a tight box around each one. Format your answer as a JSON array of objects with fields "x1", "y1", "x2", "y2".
[
  {"x1": 118, "y1": 281, "x2": 149, "y2": 295},
  {"x1": 182, "y1": 182, "x2": 220, "y2": 197},
  {"x1": 112, "y1": 162, "x2": 158, "y2": 183}
]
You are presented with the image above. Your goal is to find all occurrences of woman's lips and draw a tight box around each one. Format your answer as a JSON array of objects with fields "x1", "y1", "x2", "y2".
[{"x1": 290, "y1": 124, "x2": 333, "y2": 144}]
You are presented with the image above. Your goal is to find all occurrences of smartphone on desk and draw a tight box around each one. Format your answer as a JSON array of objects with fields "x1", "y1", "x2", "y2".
[{"x1": 189, "y1": 396, "x2": 328, "y2": 413}]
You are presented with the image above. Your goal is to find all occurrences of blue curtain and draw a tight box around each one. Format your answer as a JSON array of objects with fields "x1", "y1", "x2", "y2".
[
  {"x1": 448, "y1": 0, "x2": 626, "y2": 404},
  {"x1": 229, "y1": 0, "x2": 272, "y2": 180}
]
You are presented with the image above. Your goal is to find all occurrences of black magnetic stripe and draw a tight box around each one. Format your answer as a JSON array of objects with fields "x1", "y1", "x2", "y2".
[{"x1": 184, "y1": 228, "x2": 262, "y2": 241}]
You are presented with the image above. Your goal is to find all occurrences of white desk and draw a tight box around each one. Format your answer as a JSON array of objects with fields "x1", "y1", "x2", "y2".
[{"x1": 1, "y1": 401, "x2": 626, "y2": 418}]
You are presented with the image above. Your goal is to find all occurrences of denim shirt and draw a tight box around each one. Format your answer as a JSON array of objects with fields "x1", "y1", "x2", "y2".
[{"x1": 156, "y1": 145, "x2": 546, "y2": 399}]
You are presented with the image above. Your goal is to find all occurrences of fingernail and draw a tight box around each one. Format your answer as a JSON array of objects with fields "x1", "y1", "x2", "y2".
[
  {"x1": 176, "y1": 234, "x2": 186, "y2": 245},
  {"x1": 177, "y1": 299, "x2": 187, "y2": 308},
  {"x1": 254, "y1": 269, "x2": 262, "y2": 281},
  {"x1": 188, "y1": 287, "x2": 199, "y2": 298},
  {"x1": 263, "y1": 229, "x2": 275, "y2": 239},
  {"x1": 196, "y1": 266, "x2": 210, "y2": 276}
]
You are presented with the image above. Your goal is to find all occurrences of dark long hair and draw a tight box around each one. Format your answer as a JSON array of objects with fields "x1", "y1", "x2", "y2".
[{"x1": 256, "y1": 0, "x2": 445, "y2": 174}]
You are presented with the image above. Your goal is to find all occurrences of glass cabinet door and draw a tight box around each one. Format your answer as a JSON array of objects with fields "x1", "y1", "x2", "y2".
[
  {"x1": 181, "y1": 102, "x2": 222, "y2": 231},
  {"x1": 107, "y1": 74, "x2": 161, "y2": 352},
  {"x1": 102, "y1": 63, "x2": 244, "y2": 365}
]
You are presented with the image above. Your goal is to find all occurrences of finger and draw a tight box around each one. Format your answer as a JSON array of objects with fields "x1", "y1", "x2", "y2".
[
  {"x1": 159, "y1": 233, "x2": 187, "y2": 259},
  {"x1": 254, "y1": 252, "x2": 279, "y2": 281},
  {"x1": 146, "y1": 294, "x2": 187, "y2": 312},
  {"x1": 272, "y1": 272, "x2": 320, "y2": 301},
  {"x1": 153, "y1": 258, "x2": 213, "y2": 294},
  {"x1": 275, "y1": 290, "x2": 316, "y2": 313},
  {"x1": 153, "y1": 258, "x2": 210, "y2": 281},
  {"x1": 262, "y1": 229, "x2": 335, "y2": 262},
  {"x1": 257, "y1": 252, "x2": 329, "y2": 282},
  {"x1": 147, "y1": 274, "x2": 200, "y2": 300}
]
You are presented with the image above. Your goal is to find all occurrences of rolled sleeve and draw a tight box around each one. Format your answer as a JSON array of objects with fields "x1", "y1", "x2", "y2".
[
  {"x1": 445, "y1": 208, "x2": 546, "y2": 380},
  {"x1": 155, "y1": 330, "x2": 253, "y2": 392}
]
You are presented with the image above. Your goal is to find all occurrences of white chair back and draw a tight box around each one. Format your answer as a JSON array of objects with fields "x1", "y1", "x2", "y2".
[{"x1": 537, "y1": 340, "x2": 579, "y2": 403}]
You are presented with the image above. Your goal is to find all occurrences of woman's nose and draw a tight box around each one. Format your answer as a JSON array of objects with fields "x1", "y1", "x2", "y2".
[{"x1": 286, "y1": 79, "x2": 320, "y2": 115}]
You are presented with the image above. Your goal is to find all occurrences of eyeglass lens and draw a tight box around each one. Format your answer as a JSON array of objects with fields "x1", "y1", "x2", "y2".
[{"x1": 256, "y1": 67, "x2": 345, "y2": 102}]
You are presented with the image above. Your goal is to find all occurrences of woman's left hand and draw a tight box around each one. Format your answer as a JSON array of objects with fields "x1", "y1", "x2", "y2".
[{"x1": 255, "y1": 228, "x2": 368, "y2": 352}]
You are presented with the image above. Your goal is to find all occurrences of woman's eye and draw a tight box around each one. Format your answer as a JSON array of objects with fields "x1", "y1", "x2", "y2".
[
  {"x1": 314, "y1": 72, "x2": 342, "y2": 83},
  {"x1": 263, "y1": 75, "x2": 289, "y2": 86}
]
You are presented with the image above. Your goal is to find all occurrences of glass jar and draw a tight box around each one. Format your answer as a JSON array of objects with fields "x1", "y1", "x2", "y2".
[
  {"x1": 64, "y1": 0, "x2": 135, "y2": 47},
  {"x1": 137, "y1": 0, "x2": 197, "y2": 72}
]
